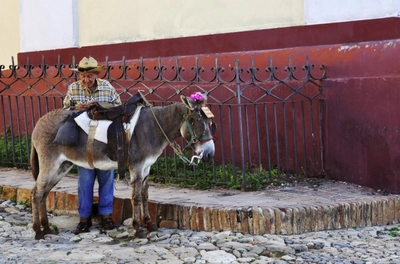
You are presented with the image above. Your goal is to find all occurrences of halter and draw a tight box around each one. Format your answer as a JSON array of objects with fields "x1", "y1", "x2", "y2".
[
  {"x1": 180, "y1": 107, "x2": 213, "y2": 151},
  {"x1": 150, "y1": 104, "x2": 213, "y2": 165}
]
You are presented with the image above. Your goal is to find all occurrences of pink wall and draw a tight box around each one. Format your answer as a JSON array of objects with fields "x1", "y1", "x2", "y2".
[
  {"x1": 17, "y1": 18, "x2": 400, "y2": 66},
  {"x1": 314, "y1": 41, "x2": 400, "y2": 193},
  {"x1": 205, "y1": 40, "x2": 400, "y2": 193}
]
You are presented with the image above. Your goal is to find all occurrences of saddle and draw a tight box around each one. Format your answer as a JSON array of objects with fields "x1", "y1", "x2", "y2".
[
  {"x1": 87, "y1": 92, "x2": 145, "y2": 121},
  {"x1": 86, "y1": 91, "x2": 149, "y2": 179},
  {"x1": 53, "y1": 112, "x2": 82, "y2": 146}
]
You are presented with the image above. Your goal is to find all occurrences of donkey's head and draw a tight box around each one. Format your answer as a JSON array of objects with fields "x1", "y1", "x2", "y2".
[{"x1": 180, "y1": 92, "x2": 216, "y2": 163}]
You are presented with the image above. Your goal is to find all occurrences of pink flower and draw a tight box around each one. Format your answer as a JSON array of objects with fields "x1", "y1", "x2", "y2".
[{"x1": 189, "y1": 92, "x2": 204, "y2": 101}]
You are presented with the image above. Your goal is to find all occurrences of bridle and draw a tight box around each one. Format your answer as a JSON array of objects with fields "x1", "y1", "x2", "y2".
[
  {"x1": 181, "y1": 107, "x2": 213, "y2": 151},
  {"x1": 150, "y1": 103, "x2": 215, "y2": 165}
]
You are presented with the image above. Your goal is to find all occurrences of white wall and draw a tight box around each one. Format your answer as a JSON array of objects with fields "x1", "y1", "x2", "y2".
[
  {"x1": 19, "y1": 0, "x2": 78, "y2": 52},
  {"x1": 0, "y1": 0, "x2": 20, "y2": 65},
  {"x1": 304, "y1": 0, "x2": 400, "y2": 24},
  {"x1": 77, "y1": 0, "x2": 304, "y2": 46}
]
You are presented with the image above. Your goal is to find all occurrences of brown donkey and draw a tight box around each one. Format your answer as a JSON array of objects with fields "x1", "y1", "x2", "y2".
[{"x1": 30, "y1": 93, "x2": 215, "y2": 240}]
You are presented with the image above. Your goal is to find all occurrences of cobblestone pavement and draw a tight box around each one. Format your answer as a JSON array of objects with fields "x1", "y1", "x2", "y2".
[{"x1": 1, "y1": 200, "x2": 400, "y2": 264}]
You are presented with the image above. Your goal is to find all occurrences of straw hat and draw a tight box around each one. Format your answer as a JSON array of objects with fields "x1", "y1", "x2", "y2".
[{"x1": 71, "y1": 56, "x2": 105, "y2": 73}]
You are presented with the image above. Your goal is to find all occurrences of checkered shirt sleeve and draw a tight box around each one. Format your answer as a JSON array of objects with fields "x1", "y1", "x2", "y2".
[{"x1": 63, "y1": 79, "x2": 121, "y2": 109}]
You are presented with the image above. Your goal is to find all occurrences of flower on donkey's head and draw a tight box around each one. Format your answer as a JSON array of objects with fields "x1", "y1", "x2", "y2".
[{"x1": 189, "y1": 92, "x2": 204, "y2": 101}]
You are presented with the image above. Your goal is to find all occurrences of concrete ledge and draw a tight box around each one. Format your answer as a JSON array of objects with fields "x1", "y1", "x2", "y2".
[{"x1": 1, "y1": 168, "x2": 399, "y2": 235}]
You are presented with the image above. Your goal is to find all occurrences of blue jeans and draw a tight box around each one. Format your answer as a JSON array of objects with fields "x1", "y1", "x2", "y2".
[{"x1": 77, "y1": 166, "x2": 114, "y2": 218}]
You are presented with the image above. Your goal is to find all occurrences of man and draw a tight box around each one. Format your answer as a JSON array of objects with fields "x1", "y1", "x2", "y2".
[{"x1": 63, "y1": 56, "x2": 121, "y2": 234}]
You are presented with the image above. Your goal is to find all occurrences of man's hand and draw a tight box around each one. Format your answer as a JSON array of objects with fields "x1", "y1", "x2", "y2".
[
  {"x1": 74, "y1": 101, "x2": 98, "y2": 110},
  {"x1": 74, "y1": 103, "x2": 90, "y2": 110}
]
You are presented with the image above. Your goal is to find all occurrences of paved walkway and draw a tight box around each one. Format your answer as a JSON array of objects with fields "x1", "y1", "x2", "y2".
[
  {"x1": 2, "y1": 199, "x2": 400, "y2": 263},
  {"x1": 0, "y1": 167, "x2": 400, "y2": 236}
]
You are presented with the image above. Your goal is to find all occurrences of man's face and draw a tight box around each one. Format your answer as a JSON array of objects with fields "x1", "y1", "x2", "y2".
[{"x1": 79, "y1": 72, "x2": 98, "y2": 89}]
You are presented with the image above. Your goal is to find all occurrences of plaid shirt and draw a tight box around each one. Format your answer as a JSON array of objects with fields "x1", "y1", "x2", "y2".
[{"x1": 63, "y1": 79, "x2": 121, "y2": 109}]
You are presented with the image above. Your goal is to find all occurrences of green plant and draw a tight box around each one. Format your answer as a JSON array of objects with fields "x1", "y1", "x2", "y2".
[
  {"x1": 51, "y1": 224, "x2": 59, "y2": 234},
  {"x1": 244, "y1": 172, "x2": 263, "y2": 191},
  {"x1": 149, "y1": 156, "x2": 285, "y2": 191},
  {"x1": 10, "y1": 195, "x2": 17, "y2": 203},
  {"x1": 0, "y1": 129, "x2": 31, "y2": 168},
  {"x1": 389, "y1": 226, "x2": 400, "y2": 237},
  {"x1": 17, "y1": 200, "x2": 32, "y2": 210},
  {"x1": 195, "y1": 178, "x2": 213, "y2": 190},
  {"x1": 241, "y1": 167, "x2": 280, "y2": 191},
  {"x1": 73, "y1": 238, "x2": 83, "y2": 243}
]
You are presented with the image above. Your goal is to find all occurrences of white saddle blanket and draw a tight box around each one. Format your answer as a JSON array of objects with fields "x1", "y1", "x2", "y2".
[{"x1": 74, "y1": 105, "x2": 143, "y2": 144}]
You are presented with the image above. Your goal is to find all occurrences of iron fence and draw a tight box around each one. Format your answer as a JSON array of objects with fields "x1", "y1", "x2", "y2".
[{"x1": 0, "y1": 55, "x2": 326, "y2": 189}]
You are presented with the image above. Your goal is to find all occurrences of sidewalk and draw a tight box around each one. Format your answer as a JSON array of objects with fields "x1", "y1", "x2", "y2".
[{"x1": 1, "y1": 167, "x2": 399, "y2": 235}]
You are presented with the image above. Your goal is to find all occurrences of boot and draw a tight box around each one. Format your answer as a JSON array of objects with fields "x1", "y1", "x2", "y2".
[
  {"x1": 101, "y1": 214, "x2": 115, "y2": 230},
  {"x1": 74, "y1": 217, "x2": 92, "y2": 234}
]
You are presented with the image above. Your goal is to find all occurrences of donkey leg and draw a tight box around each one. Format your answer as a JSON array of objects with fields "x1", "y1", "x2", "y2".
[
  {"x1": 130, "y1": 177, "x2": 146, "y2": 238},
  {"x1": 31, "y1": 185, "x2": 45, "y2": 240},
  {"x1": 33, "y1": 161, "x2": 73, "y2": 239},
  {"x1": 39, "y1": 188, "x2": 55, "y2": 236},
  {"x1": 33, "y1": 180, "x2": 60, "y2": 238},
  {"x1": 142, "y1": 178, "x2": 158, "y2": 232},
  {"x1": 31, "y1": 183, "x2": 56, "y2": 239}
]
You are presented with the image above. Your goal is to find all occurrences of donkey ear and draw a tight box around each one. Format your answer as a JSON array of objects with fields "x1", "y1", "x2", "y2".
[{"x1": 180, "y1": 95, "x2": 195, "y2": 110}]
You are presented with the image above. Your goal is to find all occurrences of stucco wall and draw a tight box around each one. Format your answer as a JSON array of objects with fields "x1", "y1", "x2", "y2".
[
  {"x1": 0, "y1": 0, "x2": 20, "y2": 66},
  {"x1": 77, "y1": 0, "x2": 304, "y2": 46},
  {"x1": 305, "y1": 0, "x2": 400, "y2": 24},
  {"x1": 19, "y1": 0, "x2": 78, "y2": 52},
  {"x1": 1, "y1": 0, "x2": 398, "y2": 66}
]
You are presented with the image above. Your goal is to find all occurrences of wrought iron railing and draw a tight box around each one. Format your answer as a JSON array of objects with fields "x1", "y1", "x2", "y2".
[{"x1": 0, "y1": 55, "x2": 326, "y2": 189}]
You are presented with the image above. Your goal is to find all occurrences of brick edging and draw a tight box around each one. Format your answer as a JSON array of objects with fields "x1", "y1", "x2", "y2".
[{"x1": 2, "y1": 185, "x2": 399, "y2": 235}]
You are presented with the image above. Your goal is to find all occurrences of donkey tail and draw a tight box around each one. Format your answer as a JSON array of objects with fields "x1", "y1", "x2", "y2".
[{"x1": 31, "y1": 145, "x2": 39, "y2": 181}]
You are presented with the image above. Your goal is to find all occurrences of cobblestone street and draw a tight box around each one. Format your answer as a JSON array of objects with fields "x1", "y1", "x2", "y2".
[{"x1": 1, "y1": 199, "x2": 400, "y2": 263}]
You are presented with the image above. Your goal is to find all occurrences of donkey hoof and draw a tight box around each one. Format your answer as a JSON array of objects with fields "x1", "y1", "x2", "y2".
[
  {"x1": 147, "y1": 223, "x2": 158, "y2": 232},
  {"x1": 135, "y1": 228, "x2": 147, "y2": 239},
  {"x1": 35, "y1": 232, "x2": 45, "y2": 240},
  {"x1": 43, "y1": 227, "x2": 56, "y2": 235}
]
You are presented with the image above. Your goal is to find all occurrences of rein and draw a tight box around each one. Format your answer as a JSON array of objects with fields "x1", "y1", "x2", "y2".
[{"x1": 149, "y1": 104, "x2": 208, "y2": 165}]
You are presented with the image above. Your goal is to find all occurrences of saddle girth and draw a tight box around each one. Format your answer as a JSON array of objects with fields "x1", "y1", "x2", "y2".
[
  {"x1": 86, "y1": 121, "x2": 97, "y2": 168},
  {"x1": 85, "y1": 91, "x2": 149, "y2": 179}
]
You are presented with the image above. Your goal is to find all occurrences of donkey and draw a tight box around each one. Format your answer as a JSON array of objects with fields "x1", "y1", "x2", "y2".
[{"x1": 30, "y1": 93, "x2": 215, "y2": 240}]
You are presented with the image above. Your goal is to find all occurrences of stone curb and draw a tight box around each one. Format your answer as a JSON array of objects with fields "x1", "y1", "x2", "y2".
[{"x1": 1, "y1": 169, "x2": 400, "y2": 236}]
